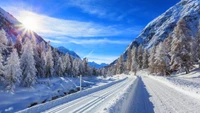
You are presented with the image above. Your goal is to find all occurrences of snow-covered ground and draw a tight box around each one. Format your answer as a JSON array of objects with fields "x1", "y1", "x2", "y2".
[
  {"x1": 16, "y1": 74, "x2": 136, "y2": 113},
  {"x1": 0, "y1": 75, "x2": 122, "y2": 113},
  {"x1": 1, "y1": 69, "x2": 200, "y2": 113}
]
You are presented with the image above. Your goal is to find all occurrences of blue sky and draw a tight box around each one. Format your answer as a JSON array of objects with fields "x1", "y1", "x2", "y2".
[{"x1": 0, "y1": 0, "x2": 179, "y2": 64}]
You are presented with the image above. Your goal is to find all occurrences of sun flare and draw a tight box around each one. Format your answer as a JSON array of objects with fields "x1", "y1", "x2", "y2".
[{"x1": 22, "y1": 17, "x2": 39, "y2": 31}]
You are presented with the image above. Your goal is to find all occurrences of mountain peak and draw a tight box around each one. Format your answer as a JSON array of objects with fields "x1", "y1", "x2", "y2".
[{"x1": 57, "y1": 46, "x2": 80, "y2": 59}]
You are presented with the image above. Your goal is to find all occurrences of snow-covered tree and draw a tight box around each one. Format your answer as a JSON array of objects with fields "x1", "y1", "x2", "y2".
[
  {"x1": 116, "y1": 55, "x2": 124, "y2": 74},
  {"x1": 137, "y1": 45, "x2": 143, "y2": 69},
  {"x1": 148, "y1": 45, "x2": 156, "y2": 73},
  {"x1": 131, "y1": 47, "x2": 138, "y2": 75},
  {"x1": 14, "y1": 35, "x2": 22, "y2": 55},
  {"x1": 37, "y1": 41, "x2": 46, "y2": 78},
  {"x1": 45, "y1": 42, "x2": 54, "y2": 77},
  {"x1": 0, "y1": 29, "x2": 8, "y2": 53},
  {"x1": 64, "y1": 53, "x2": 72, "y2": 75},
  {"x1": 126, "y1": 47, "x2": 132, "y2": 71},
  {"x1": 4, "y1": 48, "x2": 22, "y2": 91},
  {"x1": 196, "y1": 30, "x2": 200, "y2": 68},
  {"x1": 20, "y1": 38, "x2": 37, "y2": 87},
  {"x1": 72, "y1": 58, "x2": 81, "y2": 76},
  {"x1": 53, "y1": 49, "x2": 60, "y2": 76},
  {"x1": 0, "y1": 53, "x2": 4, "y2": 82},
  {"x1": 170, "y1": 19, "x2": 193, "y2": 74},
  {"x1": 154, "y1": 42, "x2": 170, "y2": 75},
  {"x1": 142, "y1": 49, "x2": 149, "y2": 69},
  {"x1": 83, "y1": 58, "x2": 89, "y2": 75}
]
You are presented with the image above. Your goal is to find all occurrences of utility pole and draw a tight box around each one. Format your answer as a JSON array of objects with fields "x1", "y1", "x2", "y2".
[{"x1": 80, "y1": 75, "x2": 82, "y2": 91}]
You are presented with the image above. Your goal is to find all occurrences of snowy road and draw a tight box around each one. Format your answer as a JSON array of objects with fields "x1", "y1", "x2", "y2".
[
  {"x1": 44, "y1": 76, "x2": 136, "y2": 113},
  {"x1": 141, "y1": 76, "x2": 200, "y2": 113}
]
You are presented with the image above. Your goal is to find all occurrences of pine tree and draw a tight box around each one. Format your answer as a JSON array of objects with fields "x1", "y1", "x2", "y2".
[
  {"x1": 14, "y1": 35, "x2": 22, "y2": 55},
  {"x1": 131, "y1": 47, "x2": 138, "y2": 75},
  {"x1": 45, "y1": 42, "x2": 54, "y2": 77},
  {"x1": 64, "y1": 53, "x2": 72, "y2": 75},
  {"x1": 126, "y1": 47, "x2": 132, "y2": 71},
  {"x1": 37, "y1": 42, "x2": 46, "y2": 78},
  {"x1": 154, "y1": 42, "x2": 170, "y2": 75},
  {"x1": 20, "y1": 38, "x2": 37, "y2": 87},
  {"x1": 196, "y1": 30, "x2": 200, "y2": 68},
  {"x1": 148, "y1": 45, "x2": 156, "y2": 73},
  {"x1": 83, "y1": 58, "x2": 89, "y2": 75},
  {"x1": 4, "y1": 48, "x2": 22, "y2": 91},
  {"x1": 0, "y1": 29, "x2": 8, "y2": 53},
  {"x1": 0, "y1": 53, "x2": 4, "y2": 82},
  {"x1": 117, "y1": 55, "x2": 124, "y2": 74},
  {"x1": 142, "y1": 49, "x2": 149, "y2": 69},
  {"x1": 137, "y1": 45, "x2": 143, "y2": 69},
  {"x1": 53, "y1": 49, "x2": 60, "y2": 76},
  {"x1": 170, "y1": 19, "x2": 193, "y2": 74}
]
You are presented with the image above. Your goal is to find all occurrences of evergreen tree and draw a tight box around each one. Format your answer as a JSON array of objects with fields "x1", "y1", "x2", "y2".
[
  {"x1": 4, "y1": 48, "x2": 22, "y2": 91},
  {"x1": 0, "y1": 29, "x2": 8, "y2": 53},
  {"x1": 45, "y1": 42, "x2": 54, "y2": 77},
  {"x1": 142, "y1": 49, "x2": 149, "y2": 69},
  {"x1": 0, "y1": 53, "x2": 4, "y2": 82},
  {"x1": 154, "y1": 42, "x2": 170, "y2": 75},
  {"x1": 148, "y1": 45, "x2": 156, "y2": 73},
  {"x1": 170, "y1": 19, "x2": 192, "y2": 74},
  {"x1": 116, "y1": 55, "x2": 124, "y2": 74},
  {"x1": 20, "y1": 38, "x2": 37, "y2": 87},
  {"x1": 131, "y1": 47, "x2": 138, "y2": 75},
  {"x1": 126, "y1": 47, "x2": 132, "y2": 71},
  {"x1": 196, "y1": 30, "x2": 200, "y2": 68},
  {"x1": 137, "y1": 45, "x2": 143, "y2": 69}
]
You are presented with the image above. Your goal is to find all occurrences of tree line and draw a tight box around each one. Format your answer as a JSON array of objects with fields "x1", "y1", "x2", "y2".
[
  {"x1": 0, "y1": 29, "x2": 100, "y2": 91},
  {"x1": 104, "y1": 18, "x2": 200, "y2": 76}
]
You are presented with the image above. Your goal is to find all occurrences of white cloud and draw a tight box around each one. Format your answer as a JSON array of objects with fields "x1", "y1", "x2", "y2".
[
  {"x1": 44, "y1": 37, "x2": 131, "y2": 45},
  {"x1": 3, "y1": 6, "x2": 141, "y2": 38}
]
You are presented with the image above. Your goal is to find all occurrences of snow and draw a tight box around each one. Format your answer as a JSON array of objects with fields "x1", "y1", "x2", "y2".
[
  {"x1": 0, "y1": 76, "x2": 119, "y2": 113},
  {"x1": 148, "y1": 68, "x2": 200, "y2": 100},
  {"x1": 123, "y1": 0, "x2": 200, "y2": 61}
]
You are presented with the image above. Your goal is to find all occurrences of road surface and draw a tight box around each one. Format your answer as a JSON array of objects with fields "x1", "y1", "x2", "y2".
[
  {"x1": 44, "y1": 75, "x2": 200, "y2": 113},
  {"x1": 44, "y1": 76, "x2": 135, "y2": 113}
]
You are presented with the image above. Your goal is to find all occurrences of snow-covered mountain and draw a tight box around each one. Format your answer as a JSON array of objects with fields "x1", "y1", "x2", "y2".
[
  {"x1": 111, "y1": 0, "x2": 200, "y2": 65},
  {"x1": 0, "y1": 7, "x2": 45, "y2": 44},
  {"x1": 57, "y1": 46, "x2": 81, "y2": 59},
  {"x1": 88, "y1": 61, "x2": 108, "y2": 68}
]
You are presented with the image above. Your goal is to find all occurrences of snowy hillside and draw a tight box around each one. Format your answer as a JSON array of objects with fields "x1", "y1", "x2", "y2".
[
  {"x1": 123, "y1": 0, "x2": 200, "y2": 57},
  {"x1": 57, "y1": 46, "x2": 80, "y2": 59},
  {"x1": 130, "y1": 0, "x2": 199, "y2": 48}
]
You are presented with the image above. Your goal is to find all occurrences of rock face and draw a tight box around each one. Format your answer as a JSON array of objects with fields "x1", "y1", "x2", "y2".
[{"x1": 113, "y1": 0, "x2": 200, "y2": 65}]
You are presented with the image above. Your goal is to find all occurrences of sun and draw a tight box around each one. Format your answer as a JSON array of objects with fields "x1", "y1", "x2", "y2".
[{"x1": 21, "y1": 17, "x2": 39, "y2": 31}]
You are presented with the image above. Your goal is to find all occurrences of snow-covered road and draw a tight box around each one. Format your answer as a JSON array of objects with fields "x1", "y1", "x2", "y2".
[
  {"x1": 141, "y1": 76, "x2": 200, "y2": 113},
  {"x1": 44, "y1": 76, "x2": 136, "y2": 113}
]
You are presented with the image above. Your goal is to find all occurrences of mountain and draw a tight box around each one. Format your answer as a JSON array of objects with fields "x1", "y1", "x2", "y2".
[
  {"x1": 0, "y1": 7, "x2": 45, "y2": 44},
  {"x1": 57, "y1": 46, "x2": 80, "y2": 59},
  {"x1": 110, "y1": 0, "x2": 200, "y2": 65},
  {"x1": 88, "y1": 61, "x2": 108, "y2": 68}
]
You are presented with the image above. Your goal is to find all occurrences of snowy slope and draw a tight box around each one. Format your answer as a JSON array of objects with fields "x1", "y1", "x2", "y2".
[
  {"x1": 108, "y1": 0, "x2": 200, "y2": 65},
  {"x1": 129, "y1": 0, "x2": 200, "y2": 49},
  {"x1": 57, "y1": 46, "x2": 81, "y2": 59}
]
